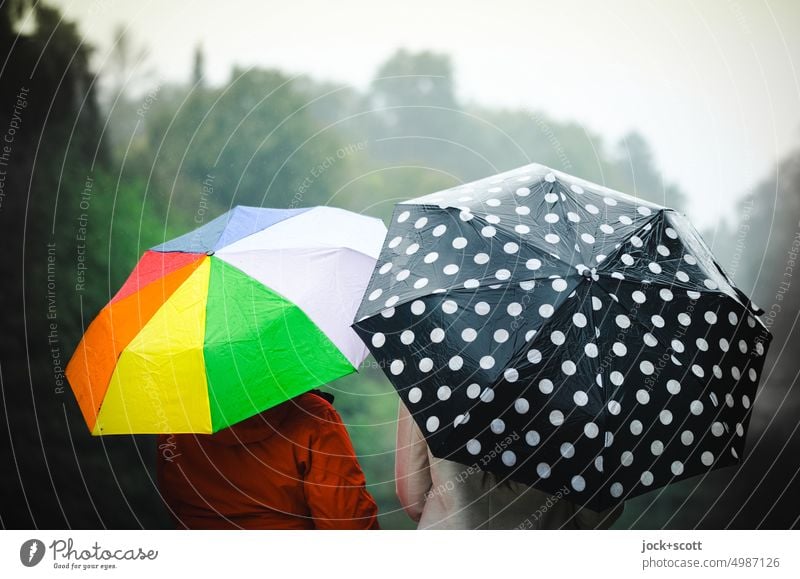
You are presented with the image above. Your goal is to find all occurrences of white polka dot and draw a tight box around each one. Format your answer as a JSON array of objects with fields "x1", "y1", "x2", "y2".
[
  {"x1": 474, "y1": 252, "x2": 490, "y2": 265},
  {"x1": 368, "y1": 288, "x2": 383, "y2": 301},
  {"x1": 562, "y1": 360, "x2": 577, "y2": 375},
  {"x1": 501, "y1": 451, "x2": 516, "y2": 467},
  {"x1": 621, "y1": 451, "x2": 634, "y2": 467},
  {"x1": 613, "y1": 342, "x2": 628, "y2": 357},
  {"x1": 616, "y1": 314, "x2": 631, "y2": 329},
  {"x1": 571, "y1": 475, "x2": 586, "y2": 492},
  {"x1": 413, "y1": 278, "x2": 429, "y2": 289},
  {"x1": 636, "y1": 389, "x2": 650, "y2": 404},
  {"x1": 507, "y1": 302, "x2": 522, "y2": 316},
  {"x1": 621, "y1": 254, "x2": 635, "y2": 266},
  {"x1": 466, "y1": 439, "x2": 481, "y2": 455},
  {"x1": 643, "y1": 333, "x2": 658, "y2": 347},
  {"x1": 656, "y1": 244, "x2": 670, "y2": 257},
  {"x1": 495, "y1": 269, "x2": 511, "y2": 281},
  {"x1": 516, "y1": 187, "x2": 531, "y2": 197},
  {"x1": 567, "y1": 211, "x2": 580, "y2": 222},
  {"x1": 574, "y1": 391, "x2": 589, "y2": 406},
  {"x1": 637, "y1": 206, "x2": 652, "y2": 216},
  {"x1": 490, "y1": 418, "x2": 505, "y2": 434},
  {"x1": 667, "y1": 380, "x2": 681, "y2": 394},
  {"x1": 503, "y1": 242, "x2": 519, "y2": 254},
  {"x1": 584, "y1": 343, "x2": 599, "y2": 357},
  {"x1": 430, "y1": 328, "x2": 445, "y2": 343},
  {"x1": 443, "y1": 264, "x2": 459, "y2": 275},
  {"x1": 681, "y1": 430, "x2": 694, "y2": 445},
  {"x1": 463, "y1": 279, "x2": 479, "y2": 289},
  {"x1": 630, "y1": 420, "x2": 643, "y2": 435},
  {"x1": 701, "y1": 451, "x2": 714, "y2": 466},
  {"x1": 526, "y1": 258, "x2": 542, "y2": 270},
  {"x1": 536, "y1": 463, "x2": 551, "y2": 479},
  {"x1": 692, "y1": 364, "x2": 705, "y2": 378},
  {"x1": 678, "y1": 313, "x2": 692, "y2": 326},
  {"x1": 544, "y1": 212, "x2": 559, "y2": 224},
  {"x1": 610, "y1": 371, "x2": 624, "y2": 386},
  {"x1": 410, "y1": 300, "x2": 425, "y2": 315},
  {"x1": 671, "y1": 461, "x2": 684, "y2": 476},
  {"x1": 632, "y1": 290, "x2": 646, "y2": 303},
  {"x1": 660, "y1": 288, "x2": 673, "y2": 301},
  {"x1": 405, "y1": 243, "x2": 419, "y2": 255},
  {"x1": 407, "y1": 387, "x2": 422, "y2": 403},
  {"x1": 371, "y1": 333, "x2": 386, "y2": 348},
  {"x1": 545, "y1": 233, "x2": 560, "y2": 244},
  {"x1": 495, "y1": 329, "x2": 510, "y2": 343},
  {"x1": 585, "y1": 203, "x2": 599, "y2": 214},
  {"x1": 549, "y1": 410, "x2": 564, "y2": 426},
  {"x1": 397, "y1": 211, "x2": 410, "y2": 223},
  {"x1": 659, "y1": 410, "x2": 673, "y2": 425},
  {"x1": 527, "y1": 349, "x2": 542, "y2": 364},
  {"x1": 584, "y1": 422, "x2": 599, "y2": 438},
  {"x1": 607, "y1": 400, "x2": 621, "y2": 415},
  {"x1": 400, "y1": 330, "x2": 415, "y2": 345},
  {"x1": 466, "y1": 383, "x2": 481, "y2": 399},
  {"x1": 640, "y1": 471, "x2": 654, "y2": 486},
  {"x1": 551, "y1": 331, "x2": 566, "y2": 345},
  {"x1": 390, "y1": 360, "x2": 404, "y2": 375},
  {"x1": 592, "y1": 297, "x2": 603, "y2": 310},
  {"x1": 480, "y1": 356, "x2": 495, "y2": 370},
  {"x1": 514, "y1": 398, "x2": 529, "y2": 414},
  {"x1": 418, "y1": 358, "x2": 434, "y2": 372},
  {"x1": 515, "y1": 224, "x2": 530, "y2": 234},
  {"x1": 690, "y1": 400, "x2": 703, "y2": 415},
  {"x1": 581, "y1": 232, "x2": 595, "y2": 244},
  {"x1": 610, "y1": 483, "x2": 624, "y2": 498},
  {"x1": 448, "y1": 356, "x2": 463, "y2": 371},
  {"x1": 526, "y1": 431, "x2": 540, "y2": 446},
  {"x1": 711, "y1": 422, "x2": 724, "y2": 437},
  {"x1": 481, "y1": 226, "x2": 497, "y2": 238},
  {"x1": 432, "y1": 224, "x2": 447, "y2": 237},
  {"x1": 452, "y1": 237, "x2": 467, "y2": 249},
  {"x1": 504, "y1": 368, "x2": 519, "y2": 383},
  {"x1": 552, "y1": 278, "x2": 568, "y2": 292},
  {"x1": 538, "y1": 379, "x2": 554, "y2": 397},
  {"x1": 640, "y1": 361, "x2": 655, "y2": 375},
  {"x1": 540, "y1": 304, "x2": 555, "y2": 318},
  {"x1": 461, "y1": 328, "x2": 478, "y2": 342},
  {"x1": 652, "y1": 315, "x2": 665, "y2": 328}
]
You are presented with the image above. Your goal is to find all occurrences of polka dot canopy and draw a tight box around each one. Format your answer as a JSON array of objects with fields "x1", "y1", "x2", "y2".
[{"x1": 352, "y1": 163, "x2": 772, "y2": 511}]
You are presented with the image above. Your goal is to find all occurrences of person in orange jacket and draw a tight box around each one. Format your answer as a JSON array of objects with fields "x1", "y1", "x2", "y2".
[{"x1": 156, "y1": 390, "x2": 380, "y2": 529}]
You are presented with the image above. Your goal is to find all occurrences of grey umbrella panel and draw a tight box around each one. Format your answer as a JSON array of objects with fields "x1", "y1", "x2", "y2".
[{"x1": 353, "y1": 163, "x2": 771, "y2": 511}]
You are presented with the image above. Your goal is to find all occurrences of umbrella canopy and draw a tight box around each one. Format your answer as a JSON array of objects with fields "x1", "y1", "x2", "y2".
[
  {"x1": 67, "y1": 205, "x2": 386, "y2": 435},
  {"x1": 352, "y1": 164, "x2": 772, "y2": 511}
]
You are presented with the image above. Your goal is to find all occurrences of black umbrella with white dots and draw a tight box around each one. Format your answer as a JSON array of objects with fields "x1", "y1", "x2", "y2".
[{"x1": 352, "y1": 163, "x2": 772, "y2": 511}]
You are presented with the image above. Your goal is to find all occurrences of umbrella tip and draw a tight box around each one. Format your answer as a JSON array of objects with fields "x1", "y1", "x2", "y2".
[{"x1": 206, "y1": 250, "x2": 215, "y2": 256}]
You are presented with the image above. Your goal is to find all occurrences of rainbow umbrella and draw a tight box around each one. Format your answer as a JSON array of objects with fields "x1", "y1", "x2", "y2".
[{"x1": 66, "y1": 206, "x2": 386, "y2": 435}]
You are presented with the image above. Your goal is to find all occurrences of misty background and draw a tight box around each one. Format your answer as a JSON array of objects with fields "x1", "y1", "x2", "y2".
[{"x1": 1, "y1": 0, "x2": 799, "y2": 529}]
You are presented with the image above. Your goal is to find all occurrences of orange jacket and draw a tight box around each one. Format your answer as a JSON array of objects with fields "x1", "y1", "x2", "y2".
[{"x1": 156, "y1": 392, "x2": 379, "y2": 529}]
